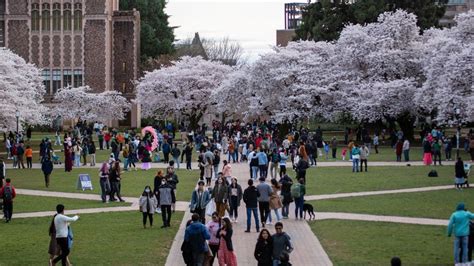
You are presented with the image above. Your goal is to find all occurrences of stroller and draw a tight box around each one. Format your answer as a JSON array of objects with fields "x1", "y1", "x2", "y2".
[
  {"x1": 461, "y1": 163, "x2": 471, "y2": 188},
  {"x1": 52, "y1": 152, "x2": 62, "y2": 165}
]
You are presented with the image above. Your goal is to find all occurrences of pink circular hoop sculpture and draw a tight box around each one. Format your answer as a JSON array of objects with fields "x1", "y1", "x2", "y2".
[{"x1": 141, "y1": 126, "x2": 158, "y2": 151}]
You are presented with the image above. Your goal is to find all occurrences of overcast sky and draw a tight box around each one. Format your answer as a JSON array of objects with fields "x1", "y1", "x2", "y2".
[{"x1": 166, "y1": 0, "x2": 291, "y2": 61}]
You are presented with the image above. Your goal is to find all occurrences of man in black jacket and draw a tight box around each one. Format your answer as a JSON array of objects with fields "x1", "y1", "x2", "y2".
[{"x1": 243, "y1": 179, "x2": 260, "y2": 233}]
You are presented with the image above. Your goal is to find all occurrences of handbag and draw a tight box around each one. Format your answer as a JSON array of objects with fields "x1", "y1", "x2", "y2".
[{"x1": 206, "y1": 200, "x2": 216, "y2": 216}]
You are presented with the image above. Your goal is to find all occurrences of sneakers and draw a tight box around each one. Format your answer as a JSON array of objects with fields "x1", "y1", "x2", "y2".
[{"x1": 244, "y1": 230, "x2": 250, "y2": 233}]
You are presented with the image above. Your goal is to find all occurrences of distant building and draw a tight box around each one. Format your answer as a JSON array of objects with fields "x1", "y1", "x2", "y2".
[
  {"x1": 0, "y1": 0, "x2": 141, "y2": 128},
  {"x1": 440, "y1": 0, "x2": 474, "y2": 26}
]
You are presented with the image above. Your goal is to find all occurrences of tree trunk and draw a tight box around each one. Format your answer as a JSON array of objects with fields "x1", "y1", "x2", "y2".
[
  {"x1": 189, "y1": 113, "x2": 203, "y2": 131},
  {"x1": 396, "y1": 112, "x2": 416, "y2": 141}
]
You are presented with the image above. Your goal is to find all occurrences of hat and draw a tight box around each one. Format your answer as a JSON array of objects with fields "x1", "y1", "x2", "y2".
[{"x1": 456, "y1": 202, "x2": 466, "y2": 211}]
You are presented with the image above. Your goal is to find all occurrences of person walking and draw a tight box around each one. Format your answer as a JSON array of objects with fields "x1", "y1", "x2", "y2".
[
  {"x1": 213, "y1": 149, "x2": 221, "y2": 179},
  {"x1": 269, "y1": 148, "x2": 280, "y2": 179},
  {"x1": 279, "y1": 175, "x2": 293, "y2": 219},
  {"x1": 254, "y1": 229, "x2": 273, "y2": 266},
  {"x1": 268, "y1": 179, "x2": 282, "y2": 223},
  {"x1": 373, "y1": 134, "x2": 379, "y2": 154},
  {"x1": 455, "y1": 157, "x2": 467, "y2": 190},
  {"x1": 402, "y1": 139, "x2": 410, "y2": 162},
  {"x1": 171, "y1": 143, "x2": 181, "y2": 169},
  {"x1": 447, "y1": 202, "x2": 474, "y2": 264},
  {"x1": 25, "y1": 145, "x2": 33, "y2": 169},
  {"x1": 184, "y1": 213, "x2": 211, "y2": 266},
  {"x1": 157, "y1": 178, "x2": 175, "y2": 228},
  {"x1": 243, "y1": 179, "x2": 260, "y2": 233},
  {"x1": 99, "y1": 162, "x2": 110, "y2": 203},
  {"x1": 41, "y1": 156, "x2": 54, "y2": 188},
  {"x1": 217, "y1": 217, "x2": 238, "y2": 266},
  {"x1": 139, "y1": 185, "x2": 158, "y2": 229},
  {"x1": 257, "y1": 177, "x2": 272, "y2": 227},
  {"x1": 249, "y1": 149, "x2": 259, "y2": 180},
  {"x1": 212, "y1": 176, "x2": 228, "y2": 218},
  {"x1": 222, "y1": 160, "x2": 232, "y2": 185},
  {"x1": 204, "y1": 157, "x2": 213, "y2": 187},
  {"x1": 0, "y1": 178, "x2": 16, "y2": 222},
  {"x1": 183, "y1": 143, "x2": 193, "y2": 170},
  {"x1": 89, "y1": 140, "x2": 96, "y2": 166},
  {"x1": 359, "y1": 144, "x2": 369, "y2": 172},
  {"x1": 351, "y1": 144, "x2": 361, "y2": 172},
  {"x1": 278, "y1": 149, "x2": 288, "y2": 178},
  {"x1": 257, "y1": 148, "x2": 268, "y2": 179},
  {"x1": 331, "y1": 137, "x2": 338, "y2": 159},
  {"x1": 109, "y1": 161, "x2": 125, "y2": 202},
  {"x1": 272, "y1": 222, "x2": 293, "y2": 266},
  {"x1": 51, "y1": 204, "x2": 79, "y2": 266},
  {"x1": 227, "y1": 177, "x2": 243, "y2": 223},
  {"x1": 190, "y1": 180, "x2": 211, "y2": 224},
  {"x1": 206, "y1": 212, "x2": 221, "y2": 265},
  {"x1": 291, "y1": 178, "x2": 305, "y2": 220}
]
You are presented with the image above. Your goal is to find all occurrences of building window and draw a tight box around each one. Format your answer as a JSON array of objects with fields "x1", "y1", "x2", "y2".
[
  {"x1": 74, "y1": 3, "x2": 82, "y2": 31},
  {"x1": 63, "y1": 69, "x2": 73, "y2": 87},
  {"x1": 52, "y1": 70, "x2": 61, "y2": 94},
  {"x1": 122, "y1": 62, "x2": 127, "y2": 72},
  {"x1": 42, "y1": 69, "x2": 51, "y2": 94},
  {"x1": 31, "y1": 4, "x2": 40, "y2": 31},
  {"x1": 52, "y1": 3, "x2": 61, "y2": 31},
  {"x1": 63, "y1": 5, "x2": 72, "y2": 31},
  {"x1": 122, "y1": 82, "x2": 126, "y2": 93},
  {"x1": 123, "y1": 39, "x2": 127, "y2": 50},
  {"x1": 0, "y1": 21, "x2": 4, "y2": 47},
  {"x1": 73, "y1": 69, "x2": 83, "y2": 87},
  {"x1": 41, "y1": 4, "x2": 50, "y2": 31}
]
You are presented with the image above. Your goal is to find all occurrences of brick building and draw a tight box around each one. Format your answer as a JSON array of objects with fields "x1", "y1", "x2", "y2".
[{"x1": 0, "y1": 0, "x2": 141, "y2": 128}]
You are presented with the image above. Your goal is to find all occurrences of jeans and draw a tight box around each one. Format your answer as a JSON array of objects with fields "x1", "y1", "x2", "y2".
[
  {"x1": 192, "y1": 252, "x2": 205, "y2": 266},
  {"x1": 433, "y1": 151, "x2": 442, "y2": 165},
  {"x1": 454, "y1": 236, "x2": 469, "y2": 263},
  {"x1": 3, "y1": 201, "x2": 12, "y2": 221},
  {"x1": 294, "y1": 196, "x2": 304, "y2": 219},
  {"x1": 259, "y1": 201, "x2": 270, "y2": 225},
  {"x1": 173, "y1": 156, "x2": 180, "y2": 169},
  {"x1": 123, "y1": 158, "x2": 129, "y2": 170},
  {"x1": 99, "y1": 178, "x2": 109, "y2": 202},
  {"x1": 74, "y1": 154, "x2": 80, "y2": 167},
  {"x1": 53, "y1": 237, "x2": 70, "y2": 266},
  {"x1": 269, "y1": 162, "x2": 278, "y2": 179},
  {"x1": 403, "y1": 150, "x2": 409, "y2": 162},
  {"x1": 279, "y1": 165, "x2": 286, "y2": 178},
  {"x1": 352, "y1": 158, "x2": 359, "y2": 172},
  {"x1": 90, "y1": 154, "x2": 96, "y2": 166},
  {"x1": 360, "y1": 159, "x2": 367, "y2": 172},
  {"x1": 267, "y1": 208, "x2": 281, "y2": 223},
  {"x1": 26, "y1": 157, "x2": 32, "y2": 168},
  {"x1": 213, "y1": 164, "x2": 219, "y2": 179},
  {"x1": 332, "y1": 148, "x2": 337, "y2": 159},
  {"x1": 251, "y1": 166, "x2": 259, "y2": 180},
  {"x1": 273, "y1": 259, "x2": 282, "y2": 266},
  {"x1": 110, "y1": 181, "x2": 123, "y2": 201},
  {"x1": 246, "y1": 207, "x2": 260, "y2": 231},
  {"x1": 259, "y1": 165, "x2": 267, "y2": 178},
  {"x1": 229, "y1": 196, "x2": 239, "y2": 219},
  {"x1": 282, "y1": 203, "x2": 290, "y2": 218},
  {"x1": 161, "y1": 205, "x2": 172, "y2": 226},
  {"x1": 142, "y1": 212, "x2": 154, "y2": 226}
]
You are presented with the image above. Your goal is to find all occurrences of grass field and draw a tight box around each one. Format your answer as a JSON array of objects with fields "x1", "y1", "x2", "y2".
[
  {"x1": 303, "y1": 166, "x2": 455, "y2": 195},
  {"x1": 310, "y1": 189, "x2": 473, "y2": 219},
  {"x1": 13, "y1": 195, "x2": 130, "y2": 214},
  {"x1": 310, "y1": 220, "x2": 452, "y2": 265},
  {"x1": 1, "y1": 211, "x2": 183, "y2": 265},
  {"x1": 5, "y1": 168, "x2": 200, "y2": 202}
]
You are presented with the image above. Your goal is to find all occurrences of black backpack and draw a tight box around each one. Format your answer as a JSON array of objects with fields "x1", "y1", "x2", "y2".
[
  {"x1": 428, "y1": 170, "x2": 438, "y2": 177},
  {"x1": 3, "y1": 185, "x2": 13, "y2": 201}
]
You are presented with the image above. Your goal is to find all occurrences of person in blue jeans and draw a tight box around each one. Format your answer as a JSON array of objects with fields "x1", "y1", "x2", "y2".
[
  {"x1": 351, "y1": 144, "x2": 361, "y2": 172},
  {"x1": 292, "y1": 178, "x2": 306, "y2": 219},
  {"x1": 448, "y1": 202, "x2": 474, "y2": 264},
  {"x1": 243, "y1": 179, "x2": 260, "y2": 233}
]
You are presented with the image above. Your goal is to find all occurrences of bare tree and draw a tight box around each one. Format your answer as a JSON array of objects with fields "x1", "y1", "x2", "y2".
[{"x1": 202, "y1": 37, "x2": 244, "y2": 66}]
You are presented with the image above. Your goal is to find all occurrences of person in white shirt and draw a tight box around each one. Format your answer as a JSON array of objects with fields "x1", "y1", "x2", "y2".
[
  {"x1": 403, "y1": 139, "x2": 410, "y2": 162},
  {"x1": 52, "y1": 204, "x2": 79, "y2": 266}
]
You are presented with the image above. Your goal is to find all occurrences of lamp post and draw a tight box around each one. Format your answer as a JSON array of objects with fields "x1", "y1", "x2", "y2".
[
  {"x1": 455, "y1": 108, "x2": 461, "y2": 159},
  {"x1": 15, "y1": 111, "x2": 20, "y2": 134}
]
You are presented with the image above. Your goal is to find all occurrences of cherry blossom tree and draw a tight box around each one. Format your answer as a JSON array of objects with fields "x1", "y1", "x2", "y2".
[
  {"x1": 136, "y1": 56, "x2": 232, "y2": 129},
  {"x1": 418, "y1": 10, "x2": 474, "y2": 125},
  {"x1": 53, "y1": 86, "x2": 131, "y2": 122},
  {"x1": 0, "y1": 48, "x2": 49, "y2": 131}
]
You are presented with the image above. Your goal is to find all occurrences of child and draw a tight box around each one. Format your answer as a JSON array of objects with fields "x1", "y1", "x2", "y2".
[
  {"x1": 25, "y1": 145, "x2": 33, "y2": 169},
  {"x1": 324, "y1": 142, "x2": 330, "y2": 160},
  {"x1": 341, "y1": 148, "x2": 347, "y2": 161}
]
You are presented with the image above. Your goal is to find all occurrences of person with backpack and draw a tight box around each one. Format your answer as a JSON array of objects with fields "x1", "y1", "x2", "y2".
[
  {"x1": 157, "y1": 178, "x2": 175, "y2": 228},
  {"x1": 51, "y1": 204, "x2": 79, "y2": 266},
  {"x1": 278, "y1": 149, "x2": 288, "y2": 178},
  {"x1": 171, "y1": 143, "x2": 181, "y2": 169},
  {"x1": 279, "y1": 174, "x2": 293, "y2": 219},
  {"x1": 190, "y1": 180, "x2": 211, "y2": 224},
  {"x1": 41, "y1": 156, "x2": 54, "y2": 188},
  {"x1": 184, "y1": 213, "x2": 211, "y2": 265},
  {"x1": 291, "y1": 178, "x2": 306, "y2": 220},
  {"x1": 295, "y1": 157, "x2": 309, "y2": 184},
  {"x1": 0, "y1": 178, "x2": 16, "y2": 222},
  {"x1": 248, "y1": 149, "x2": 259, "y2": 180},
  {"x1": 448, "y1": 202, "x2": 474, "y2": 264}
]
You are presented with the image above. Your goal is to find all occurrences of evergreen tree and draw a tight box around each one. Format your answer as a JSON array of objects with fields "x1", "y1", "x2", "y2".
[
  {"x1": 120, "y1": 0, "x2": 175, "y2": 61},
  {"x1": 296, "y1": 0, "x2": 448, "y2": 41}
]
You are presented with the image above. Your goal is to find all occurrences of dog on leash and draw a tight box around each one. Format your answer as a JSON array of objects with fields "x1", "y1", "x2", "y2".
[{"x1": 303, "y1": 202, "x2": 315, "y2": 220}]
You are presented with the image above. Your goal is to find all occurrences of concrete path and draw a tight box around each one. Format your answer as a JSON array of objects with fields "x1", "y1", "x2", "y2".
[
  {"x1": 315, "y1": 212, "x2": 447, "y2": 226},
  {"x1": 305, "y1": 185, "x2": 454, "y2": 201}
]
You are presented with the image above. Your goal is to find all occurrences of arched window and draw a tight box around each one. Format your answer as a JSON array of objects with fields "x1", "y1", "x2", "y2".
[
  {"x1": 63, "y1": 3, "x2": 72, "y2": 31},
  {"x1": 41, "y1": 4, "x2": 50, "y2": 31},
  {"x1": 52, "y1": 3, "x2": 61, "y2": 31},
  {"x1": 31, "y1": 4, "x2": 40, "y2": 31},
  {"x1": 73, "y1": 4, "x2": 82, "y2": 31}
]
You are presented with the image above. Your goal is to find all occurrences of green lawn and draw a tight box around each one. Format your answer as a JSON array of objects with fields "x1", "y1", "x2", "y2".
[
  {"x1": 14, "y1": 195, "x2": 130, "y2": 214},
  {"x1": 310, "y1": 189, "x2": 473, "y2": 219},
  {"x1": 6, "y1": 168, "x2": 200, "y2": 202},
  {"x1": 310, "y1": 220, "x2": 452, "y2": 265},
  {"x1": 303, "y1": 166, "x2": 455, "y2": 195},
  {"x1": 2, "y1": 211, "x2": 183, "y2": 265}
]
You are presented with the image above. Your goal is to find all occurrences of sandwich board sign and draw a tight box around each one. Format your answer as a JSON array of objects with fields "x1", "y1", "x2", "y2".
[{"x1": 77, "y1": 174, "x2": 93, "y2": 191}]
